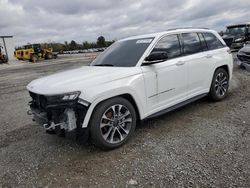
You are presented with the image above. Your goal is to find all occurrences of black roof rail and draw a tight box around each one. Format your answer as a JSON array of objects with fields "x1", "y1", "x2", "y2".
[{"x1": 167, "y1": 27, "x2": 210, "y2": 31}]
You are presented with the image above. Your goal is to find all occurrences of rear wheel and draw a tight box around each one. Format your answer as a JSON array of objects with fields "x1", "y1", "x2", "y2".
[
  {"x1": 90, "y1": 97, "x2": 136, "y2": 150},
  {"x1": 45, "y1": 53, "x2": 53, "y2": 60},
  {"x1": 1, "y1": 55, "x2": 7, "y2": 63},
  {"x1": 30, "y1": 54, "x2": 38, "y2": 63},
  {"x1": 209, "y1": 68, "x2": 229, "y2": 101}
]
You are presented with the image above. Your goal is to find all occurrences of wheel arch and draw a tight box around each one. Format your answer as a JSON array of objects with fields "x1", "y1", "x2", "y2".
[
  {"x1": 118, "y1": 93, "x2": 140, "y2": 121},
  {"x1": 215, "y1": 65, "x2": 229, "y2": 76},
  {"x1": 82, "y1": 93, "x2": 143, "y2": 128},
  {"x1": 212, "y1": 64, "x2": 231, "y2": 81},
  {"x1": 209, "y1": 64, "x2": 231, "y2": 92}
]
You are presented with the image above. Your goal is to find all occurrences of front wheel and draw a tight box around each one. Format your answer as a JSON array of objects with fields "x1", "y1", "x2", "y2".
[
  {"x1": 209, "y1": 68, "x2": 229, "y2": 101},
  {"x1": 90, "y1": 97, "x2": 136, "y2": 150}
]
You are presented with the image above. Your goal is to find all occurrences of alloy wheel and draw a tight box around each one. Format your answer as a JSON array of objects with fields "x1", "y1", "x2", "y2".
[
  {"x1": 100, "y1": 104, "x2": 132, "y2": 144},
  {"x1": 215, "y1": 72, "x2": 228, "y2": 97}
]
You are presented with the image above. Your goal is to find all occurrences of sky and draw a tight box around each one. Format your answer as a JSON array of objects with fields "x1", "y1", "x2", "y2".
[{"x1": 0, "y1": 0, "x2": 250, "y2": 45}]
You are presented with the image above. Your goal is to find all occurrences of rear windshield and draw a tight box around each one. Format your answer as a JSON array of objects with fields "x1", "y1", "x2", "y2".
[
  {"x1": 91, "y1": 38, "x2": 154, "y2": 67},
  {"x1": 225, "y1": 26, "x2": 246, "y2": 35}
]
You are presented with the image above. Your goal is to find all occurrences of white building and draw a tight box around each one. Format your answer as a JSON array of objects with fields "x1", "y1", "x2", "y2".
[{"x1": 0, "y1": 36, "x2": 15, "y2": 61}]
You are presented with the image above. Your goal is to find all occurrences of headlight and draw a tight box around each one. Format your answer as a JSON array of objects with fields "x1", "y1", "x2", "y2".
[
  {"x1": 47, "y1": 91, "x2": 81, "y2": 102},
  {"x1": 62, "y1": 92, "x2": 81, "y2": 100},
  {"x1": 235, "y1": 37, "x2": 245, "y2": 42}
]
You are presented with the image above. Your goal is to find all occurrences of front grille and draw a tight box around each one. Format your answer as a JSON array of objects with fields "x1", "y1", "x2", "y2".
[
  {"x1": 29, "y1": 92, "x2": 47, "y2": 110},
  {"x1": 238, "y1": 55, "x2": 250, "y2": 62},
  {"x1": 244, "y1": 51, "x2": 250, "y2": 55},
  {"x1": 29, "y1": 92, "x2": 37, "y2": 100},
  {"x1": 39, "y1": 95, "x2": 47, "y2": 109},
  {"x1": 29, "y1": 92, "x2": 89, "y2": 128}
]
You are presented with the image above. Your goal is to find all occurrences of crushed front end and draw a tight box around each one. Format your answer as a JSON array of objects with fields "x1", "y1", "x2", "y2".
[
  {"x1": 237, "y1": 44, "x2": 250, "y2": 71},
  {"x1": 27, "y1": 91, "x2": 89, "y2": 137}
]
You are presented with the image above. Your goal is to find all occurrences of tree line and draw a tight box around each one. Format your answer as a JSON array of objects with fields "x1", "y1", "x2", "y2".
[
  {"x1": 22, "y1": 36, "x2": 115, "y2": 52},
  {"x1": 44, "y1": 36, "x2": 115, "y2": 52}
]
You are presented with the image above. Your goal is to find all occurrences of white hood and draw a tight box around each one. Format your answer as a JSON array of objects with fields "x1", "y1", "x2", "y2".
[{"x1": 27, "y1": 66, "x2": 142, "y2": 95}]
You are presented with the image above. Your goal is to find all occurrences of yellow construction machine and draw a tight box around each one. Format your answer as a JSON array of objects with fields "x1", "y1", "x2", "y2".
[{"x1": 14, "y1": 44, "x2": 57, "y2": 63}]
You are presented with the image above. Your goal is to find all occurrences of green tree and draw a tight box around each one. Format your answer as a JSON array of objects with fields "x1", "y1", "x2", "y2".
[
  {"x1": 97, "y1": 36, "x2": 106, "y2": 47},
  {"x1": 69, "y1": 40, "x2": 77, "y2": 50},
  {"x1": 83, "y1": 41, "x2": 90, "y2": 49},
  {"x1": 64, "y1": 41, "x2": 69, "y2": 51}
]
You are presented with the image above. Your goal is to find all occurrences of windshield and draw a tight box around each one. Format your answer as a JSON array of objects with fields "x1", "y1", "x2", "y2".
[
  {"x1": 91, "y1": 38, "x2": 154, "y2": 67},
  {"x1": 225, "y1": 26, "x2": 246, "y2": 35}
]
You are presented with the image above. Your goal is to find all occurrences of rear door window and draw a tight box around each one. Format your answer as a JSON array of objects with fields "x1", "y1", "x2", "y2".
[
  {"x1": 152, "y1": 34, "x2": 182, "y2": 60},
  {"x1": 203, "y1": 32, "x2": 225, "y2": 50},
  {"x1": 181, "y1": 33, "x2": 203, "y2": 55},
  {"x1": 198, "y1": 33, "x2": 208, "y2": 51}
]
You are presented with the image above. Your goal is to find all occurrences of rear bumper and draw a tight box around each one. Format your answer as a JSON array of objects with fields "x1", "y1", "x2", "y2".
[{"x1": 237, "y1": 53, "x2": 250, "y2": 71}]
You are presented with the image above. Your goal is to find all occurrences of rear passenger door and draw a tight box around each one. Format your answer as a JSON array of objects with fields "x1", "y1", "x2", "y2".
[{"x1": 181, "y1": 32, "x2": 213, "y2": 98}]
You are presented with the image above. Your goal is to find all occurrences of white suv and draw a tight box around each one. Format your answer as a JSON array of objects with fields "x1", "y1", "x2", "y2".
[{"x1": 27, "y1": 28, "x2": 233, "y2": 149}]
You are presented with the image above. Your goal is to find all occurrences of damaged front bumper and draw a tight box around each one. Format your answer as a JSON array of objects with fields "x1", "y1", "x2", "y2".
[
  {"x1": 27, "y1": 92, "x2": 89, "y2": 133},
  {"x1": 237, "y1": 52, "x2": 250, "y2": 71}
]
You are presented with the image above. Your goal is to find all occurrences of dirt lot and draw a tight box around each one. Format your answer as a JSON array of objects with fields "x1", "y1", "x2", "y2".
[{"x1": 0, "y1": 55, "x2": 249, "y2": 187}]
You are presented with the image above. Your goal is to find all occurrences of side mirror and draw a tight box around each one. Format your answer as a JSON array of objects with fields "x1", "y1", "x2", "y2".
[{"x1": 144, "y1": 51, "x2": 168, "y2": 65}]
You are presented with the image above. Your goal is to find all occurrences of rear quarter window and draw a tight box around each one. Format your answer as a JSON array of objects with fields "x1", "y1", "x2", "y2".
[{"x1": 203, "y1": 32, "x2": 225, "y2": 50}]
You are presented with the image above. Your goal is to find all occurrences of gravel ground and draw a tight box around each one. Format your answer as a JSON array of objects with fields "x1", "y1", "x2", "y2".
[{"x1": 0, "y1": 54, "x2": 249, "y2": 187}]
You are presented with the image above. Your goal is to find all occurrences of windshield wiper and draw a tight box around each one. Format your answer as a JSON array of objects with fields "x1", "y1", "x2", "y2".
[{"x1": 93, "y1": 64, "x2": 114, "y2": 67}]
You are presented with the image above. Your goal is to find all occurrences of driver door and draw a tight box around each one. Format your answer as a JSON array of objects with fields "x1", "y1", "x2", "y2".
[{"x1": 141, "y1": 34, "x2": 188, "y2": 114}]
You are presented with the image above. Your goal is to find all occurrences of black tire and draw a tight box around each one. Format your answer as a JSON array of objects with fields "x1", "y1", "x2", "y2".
[
  {"x1": 44, "y1": 53, "x2": 48, "y2": 60},
  {"x1": 45, "y1": 53, "x2": 53, "y2": 60},
  {"x1": 209, "y1": 68, "x2": 229, "y2": 101},
  {"x1": 4, "y1": 57, "x2": 8, "y2": 63},
  {"x1": 30, "y1": 54, "x2": 38, "y2": 63},
  {"x1": 1, "y1": 55, "x2": 8, "y2": 63},
  {"x1": 240, "y1": 63, "x2": 246, "y2": 69},
  {"x1": 90, "y1": 97, "x2": 137, "y2": 150}
]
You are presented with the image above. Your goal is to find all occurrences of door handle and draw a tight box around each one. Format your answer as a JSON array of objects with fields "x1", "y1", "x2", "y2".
[
  {"x1": 206, "y1": 54, "x2": 213, "y2": 58},
  {"x1": 176, "y1": 61, "x2": 186, "y2": 66}
]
